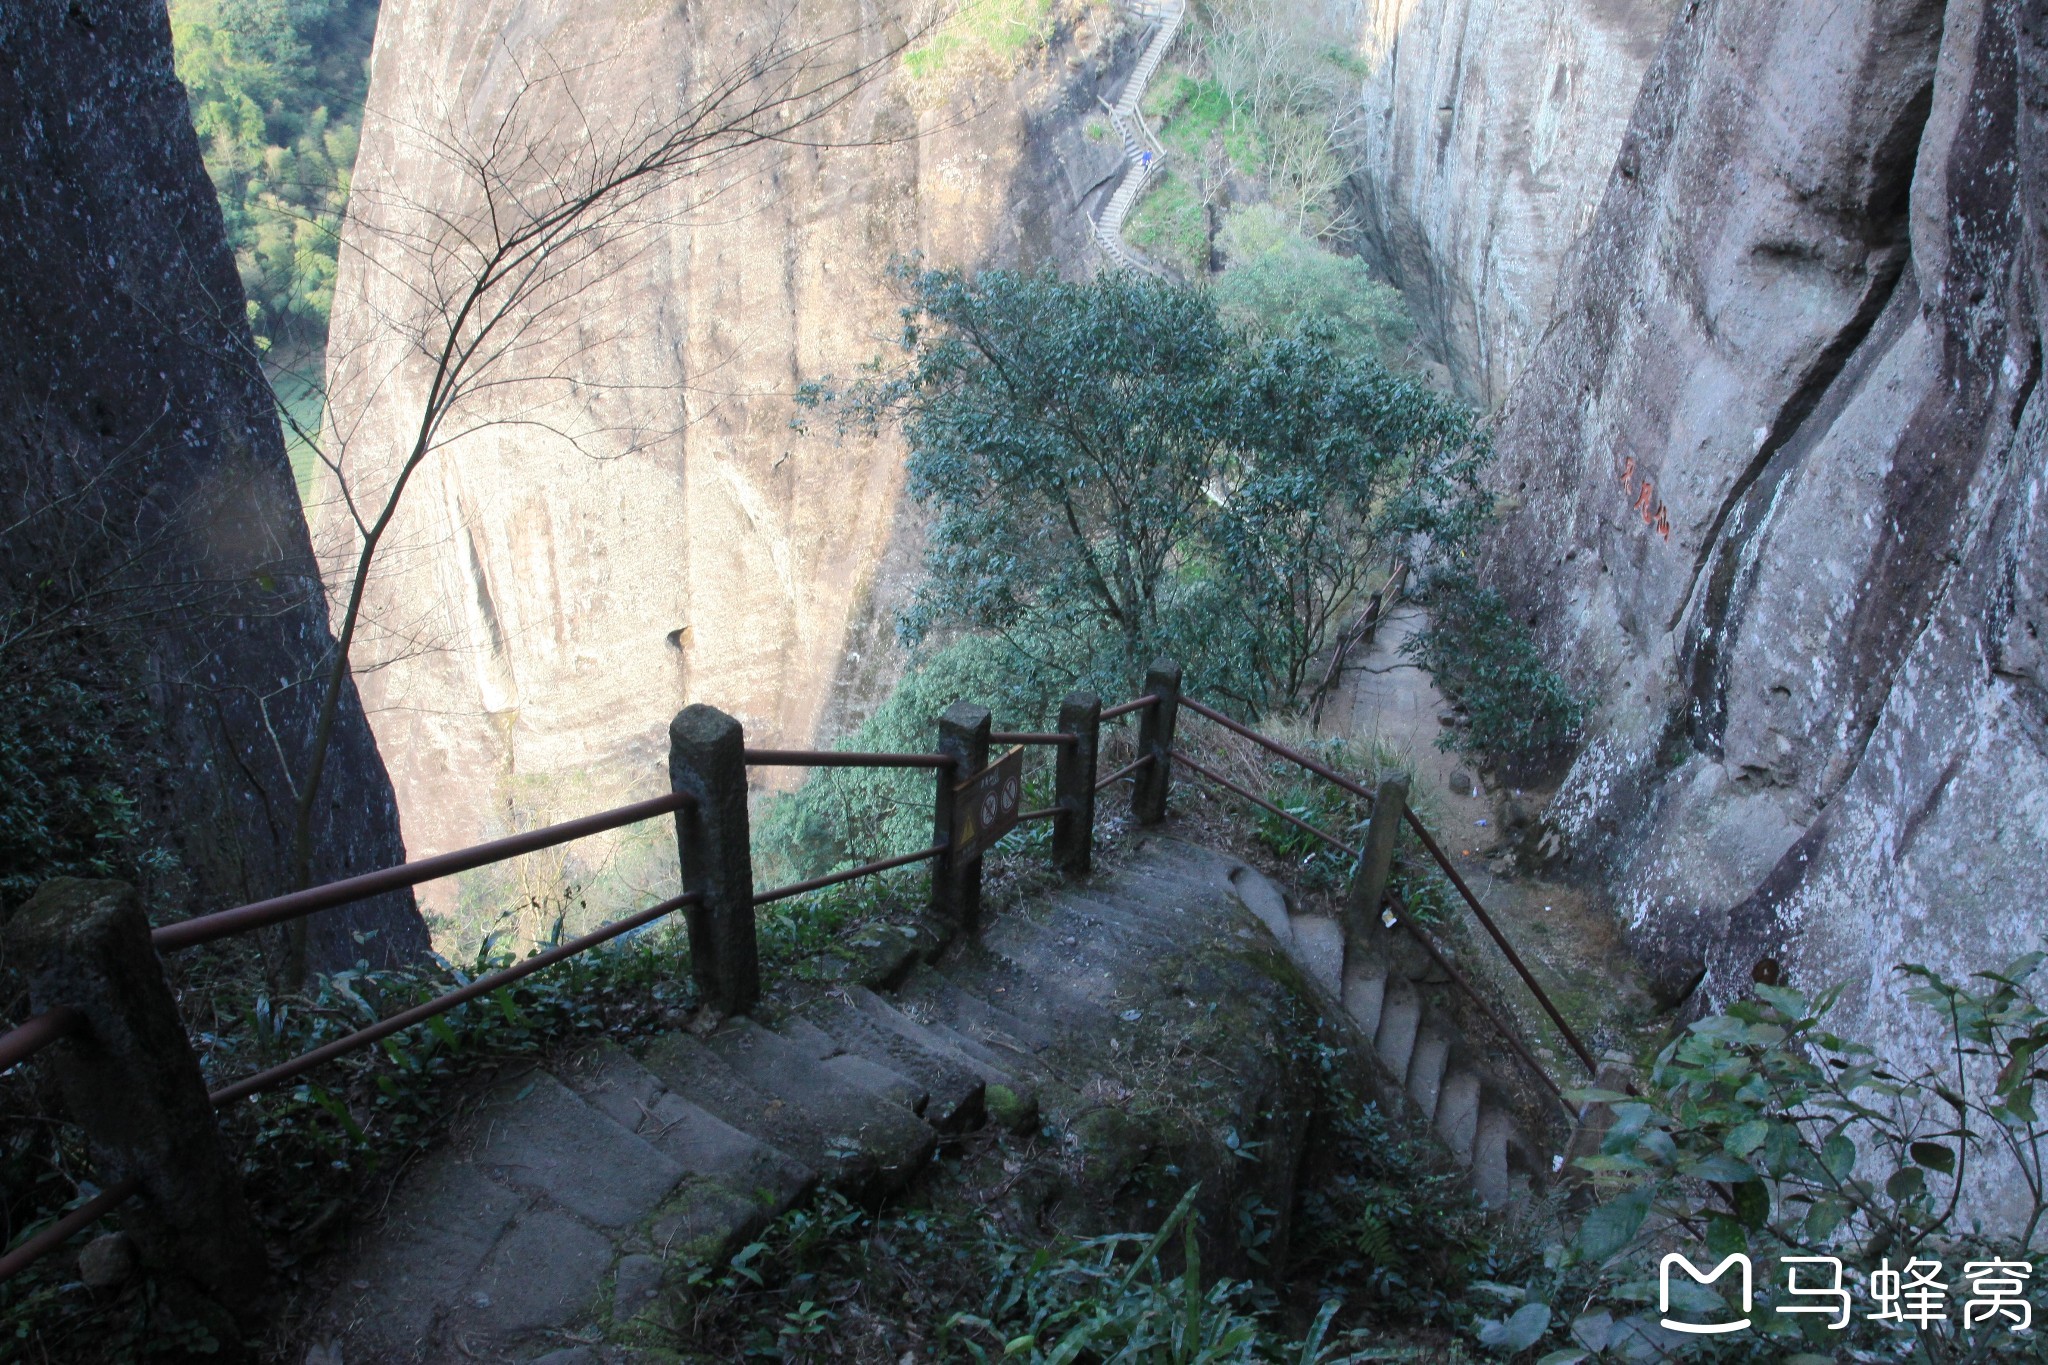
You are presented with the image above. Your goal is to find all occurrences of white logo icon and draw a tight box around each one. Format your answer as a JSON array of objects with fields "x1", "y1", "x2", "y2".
[{"x1": 1660, "y1": 1253, "x2": 1753, "y2": 1335}]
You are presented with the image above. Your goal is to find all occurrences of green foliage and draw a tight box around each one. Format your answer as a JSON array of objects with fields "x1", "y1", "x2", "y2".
[
  {"x1": 169, "y1": 0, "x2": 379, "y2": 347},
  {"x1": 902, "y1": 0, "x2": 1058, "y2": 88},
  {"x1": 803, "y1": 263, "x2": 1485, "y2": 720},
  {"x1": 752, "y1": 634, "x2": 1067, "y2": 881},
  {"x1": 1126, "y1": 169, "x2": 1213, "y2": 278},
  {"x1": 1147, "y1": 73, "x2": 1266, "y2": 177},
  {"x1": 1245, "y1": 738, "x2": 1374, "y2": 891},
  {"x1": 1214, "y1": 207, "x2": 1412, "y2": 366},
  {"x1": 672, "y1": 1184, "x2": 1383, "y2": 1362},
  {"x1": 1293, "y1": 1070, "x2": 1502, "y2": 1329},
  {"x1": 0, "y1": 674, "x2": 146, "y2": 910},
  {"x1": 1499, "y1": 960, "x2": 2048, "y2": 1363},
  {"x1": 1402, "y1": 572, "x2": 1583, "y2": 780}
]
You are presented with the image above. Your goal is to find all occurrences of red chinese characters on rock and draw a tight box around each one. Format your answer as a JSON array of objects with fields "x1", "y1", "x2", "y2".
[{"x1": 1618, "y1": 457, "x2": 1672, "y2": 540}]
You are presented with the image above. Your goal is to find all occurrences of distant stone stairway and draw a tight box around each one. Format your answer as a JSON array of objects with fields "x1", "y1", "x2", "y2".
[
  {"x1": 315, "y1": 836, "x2": 1552, "y2": 1362},
  {"x1": 1225, "y1": 869, "x2": 1551, "y2": 1206},
  {"x1": 1091, "y1": 0, "x2": 1185, "y2": 274}
]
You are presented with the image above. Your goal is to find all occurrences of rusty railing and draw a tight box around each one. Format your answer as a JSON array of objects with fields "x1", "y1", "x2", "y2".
[
  {"x1": 0, "y1": 689, "x2": 1124, "y2": 1286},
  {"x1": 1, "y1": 652, "x2": 1586, "y2": 1290}
]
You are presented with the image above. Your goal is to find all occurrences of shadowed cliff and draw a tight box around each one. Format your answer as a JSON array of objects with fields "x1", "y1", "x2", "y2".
[{"x1": 0, "y1": 0, "x2": 423, "y2": 967}]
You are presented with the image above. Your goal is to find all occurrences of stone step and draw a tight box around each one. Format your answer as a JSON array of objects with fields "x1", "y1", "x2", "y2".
[
  {"x1": 792, "y1": 991, "x2": 988, "y2": 1133},
  {"x1": 1472, "y1": 1107, "x2": 1513, "y2": 1207},
  {"x1": 1228, "y1": 866, "x2": 1293, "y2": 945},
  {"x1": 639, "y1": 1031, "x2": 881, "y2": 1196},
  {"x1": 776, "y1": 1014, "x2": 932, "y2": 1114},
  {"x1": 1406, "y1": 1028, "x2": 1451, "y2": 1123},
  {"x1": 556, "y1": 1040, "x2": 814, "y2": 1217},
  {"x1": 973, "y1": 913, "x2": 1130, "y2": 1015},
  {"x1": 1435, "y1": 1070, "x2": 1481, "y2": 1164},
  {"x1": 701, "y1": 1018, "x2": 937, "y2": 1196},
  {"x1": 1341, "y1": 957, "x2": 1388, "y2": 1037},
  {"x1": 881, "y1": 992, "x2": 1031, "y2": 1084},
  {"x1": 1286, "y1": 914, "x2": 1344, "y2": 997},
  {"x1": 1374, "y1": 977, "x2": 1422, "y2": 1081},
  {"x1": 1043, "y1": 891, "x2": 1192, "y2": 957},
  {"x1": 903, "y1": 969, "x2": 1057, "y2": 1053},
  {"x1": 469, "y1": 1068, "x2": 685, "y2": 1230}
]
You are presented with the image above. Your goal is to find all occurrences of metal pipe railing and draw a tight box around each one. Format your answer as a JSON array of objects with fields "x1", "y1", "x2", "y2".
[
  {"x1": 206, "y1": 892, "x2": 699, "y2": 1108},
  {"x1": 1176, "y1": 696, "x2": 1377, "y2": 806},
  {"x1": 0, "y1": 1006, "x2": 82, "y2": 1075},
  {"x1": 1385, "y1": 892, "x2": 1570, "y2": 1114},
  {"x1": 1094, "y1": 752, "x2": 1154, "y2": 791},
  {"x1": 743, "y1": 748, "x2": 956, "y2": 769},
  {"x1": 1401, "y1": 809, "x2": 1598, "y2": 1076},
  {"x1": 1170, "y1": 744, "x2": 1567, "y2": 1110},
  {"x1": 988, "y1": 732, "x2": 1076, "y2": 746},
  {"x1": 1099, "y1": 694, "x2": 1159, "y2": 721},
  {"x1": 750, "y1": 845, "x2": 947, "y2": 909},
  {"x1": 0, "y1": 1178, "x2": 142, "y2": 1285},
  {"x1": 1170, "y1": 751, "x2": 1358, "y2": 859},
  {"x1": 153, "y1": 791, "x2": 698, "y2": 953}
]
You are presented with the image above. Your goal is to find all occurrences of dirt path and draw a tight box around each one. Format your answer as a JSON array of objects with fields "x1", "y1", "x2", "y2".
[{"x1": 1324, "y1": 604, "x2": 1665, "y2": 1071}]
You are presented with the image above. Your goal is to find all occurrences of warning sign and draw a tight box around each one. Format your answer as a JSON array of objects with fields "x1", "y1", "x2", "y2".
[{"x1": 951, "y1": 746, "x2": 1025, "y2": 863}]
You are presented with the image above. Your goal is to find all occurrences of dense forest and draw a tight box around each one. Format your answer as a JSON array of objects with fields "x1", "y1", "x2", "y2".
[{"x1": 168, "y1": 0, "x2": 380, "y2": 353}]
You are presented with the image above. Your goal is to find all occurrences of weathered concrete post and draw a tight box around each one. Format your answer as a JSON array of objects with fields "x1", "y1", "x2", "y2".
[
  {"x1": 7, "y1": 879, "x2": 267, "y2": 1312},
  {"x1": 1131, "y1": 658, "x2": 1182, "y2": 825},
  {"x1": 933, "y1": 702, "x2": 991, "y2": 932},
  {"x1": 1344, "y1": 775, "x2": 1409, "y2": 957},
  {"x1": 1053, "y1": 691, "x2": 1102, "y2": 878},
  {"x1": 669, "y1": 705, "x2": 759, "y2": 1016}
]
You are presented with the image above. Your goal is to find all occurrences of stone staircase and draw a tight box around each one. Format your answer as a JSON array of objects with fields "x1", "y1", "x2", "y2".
[
  {"x1": 311, "y1": 836, "x2": 1553, "y2": 1362},
  {"x1": 1226, "y1": 869, "x2": 1552, "y2": 1206},
  {"x1": 1091, "y1": 0, "x2": 1185, "y2": 275}
]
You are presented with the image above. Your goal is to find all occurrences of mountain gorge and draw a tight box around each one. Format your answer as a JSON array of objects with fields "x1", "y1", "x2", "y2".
[{"x1": 315, "y1": 0, "x2": 1129, "y2": 915}]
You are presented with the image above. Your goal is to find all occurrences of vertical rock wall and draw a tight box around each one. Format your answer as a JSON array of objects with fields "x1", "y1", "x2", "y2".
[
  {"x1": 1477, "y1": 0, "x2": 2047, "y2": 1203},
  {"x1": 0, "y1": 0, "x2": 422, "y2": 966},
  {"x1": 1339, "y1": 0, "x2": 1679, "y2": 405},
  {"x1": 317, "y1": 0, "x2": 1122, "y2": 914}
]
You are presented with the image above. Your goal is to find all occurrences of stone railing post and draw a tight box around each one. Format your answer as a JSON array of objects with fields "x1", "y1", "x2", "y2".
[
  {"x1": 1053, "y1": 691, "x2": 1102, "y2": 878},
  {"x1": 932, "y1": 702, "x2": 991, "y2": 933},
  {"x1": 669, "y1": 705, "x2": 758, "y2": 1016},
  {"x1": 1131, "y1": 658, "x2": 1181, "y2": 824},
  {"x1": 1344, "y1": 775, "x2": 1408, "y2": 962},
  {"x1": 7, "y1": 879, "x2": 266, "y2": 1312}
]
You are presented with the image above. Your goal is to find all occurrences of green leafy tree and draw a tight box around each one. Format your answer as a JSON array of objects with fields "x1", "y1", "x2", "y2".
[
  {"x1": 804, "y1": 263, "x2": 1484, "y2": 716},
  {"x1": 1214, "y1": 206, "x2": 1413, "y2": 365},
  {"x1": 169, "y1": 0, "x2": 378, "y2": 347}
]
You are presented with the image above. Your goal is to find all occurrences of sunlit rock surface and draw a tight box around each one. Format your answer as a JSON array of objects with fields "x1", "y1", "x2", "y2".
[
  {"x1": 316, "y1": 0, "x2": 1122, "y2": 917},
  {"x1": 1339, "y1": 0, "x2": 1680, "y2": 405},
  {"x1": 1477, "y1": 0, "x2": 2048, "y2": 1149}
]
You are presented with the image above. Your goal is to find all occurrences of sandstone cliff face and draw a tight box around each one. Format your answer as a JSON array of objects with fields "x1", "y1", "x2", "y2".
[
  {"x1": 1339, "y1": 0, "x2": 1679, "y2": 405},
  {"x1": 319, "y1": 0, "x2": 1122, "y2": 913},
  {"x1": 1479, "y1": 0, "x2": 2045, "y2": 1110},
  {"x1": 0, "y1": 0, "x2": 422, "y2": 967}
]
